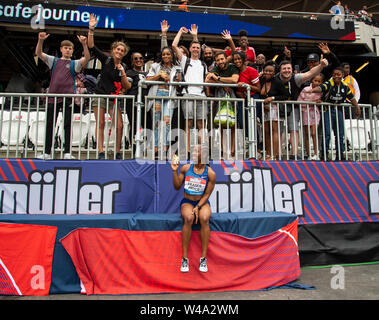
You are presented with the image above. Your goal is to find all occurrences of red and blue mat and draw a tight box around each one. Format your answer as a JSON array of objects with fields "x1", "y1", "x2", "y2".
[
  {"x1": 1, "y1": 212, "x2": 299, "y2": 295},
  {"x1": 60, "y1": 219, "x2": 299, "y2": 295}
]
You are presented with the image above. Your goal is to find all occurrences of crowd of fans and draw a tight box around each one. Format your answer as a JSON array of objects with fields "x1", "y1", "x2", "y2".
[{"x1": 29, "y1": 12, "x2": 367, "y2": 161}]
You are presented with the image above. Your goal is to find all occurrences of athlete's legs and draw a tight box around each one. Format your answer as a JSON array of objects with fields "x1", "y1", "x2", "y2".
[
  {"x1": 198, "y1": 204, "x2": 211, "y2": 258},
  {"x1": 181, "y1": 203, "x2": 195, "y2": 259}
]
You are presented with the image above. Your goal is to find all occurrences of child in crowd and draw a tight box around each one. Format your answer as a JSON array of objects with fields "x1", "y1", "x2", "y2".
[
  {"x1": 304, "y1": 67, "x2": 361, "y2": 161},
  {"x1": 297, "y1": 74, "x2": 324, "y2": 160},
  {"x1": 74, "y1": 74, "x2": 88, "y2": 108},
  {"x1": 35, "y1": 32, "x2": 90, "y2": 159}
]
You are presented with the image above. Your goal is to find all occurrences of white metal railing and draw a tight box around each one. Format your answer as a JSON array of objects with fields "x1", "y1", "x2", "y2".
[
  {"x1": 252, "y1": 99, "x2": 378, "y2": 162},
  {"x1": 141, "y1": 94, "x2": 245, "y2": 161},
  {"x1": 1, "y1": 88, "x2": 378, "y2": 161},
  {"x1": 136, "y1": 81, "x2": 253, "y2": 161},
  {"x1": 0, "y1": 93, "x2": 134, "y2": 160}
]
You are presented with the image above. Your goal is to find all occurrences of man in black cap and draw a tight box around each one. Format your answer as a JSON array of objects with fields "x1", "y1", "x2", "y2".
[
  {"x1": 301, "y1": 43, "x2": 340, "y2": 88},
  {"x1": 306, "y1": 53, "x2": 320, "y2": 72}
]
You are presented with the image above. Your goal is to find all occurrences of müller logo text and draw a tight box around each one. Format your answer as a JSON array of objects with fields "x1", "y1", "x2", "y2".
[
  {"x1": 0, "y1": 168, "x2": 121, "y2": 214},
  {"x1": 209, "y1": 167, "x2": 308, "y2": 216}
]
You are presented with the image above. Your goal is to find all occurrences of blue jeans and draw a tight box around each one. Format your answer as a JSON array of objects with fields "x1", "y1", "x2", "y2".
[
  {"x1": 154, "y1": 88, "x2": 172, "y2": 147},
  {"x1": 323, "y1": 108, "x2": 345, "y2": 159}
]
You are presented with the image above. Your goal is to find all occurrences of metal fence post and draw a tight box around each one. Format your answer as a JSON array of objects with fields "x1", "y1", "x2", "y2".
[
  {"x1": 374, "y1": 106, "x2": 379, "y2": 160},
  {"x1": 246, "y1": 85, "x2": 256, "y2": 159},
  {"x1": 135, "y1": 82, "x2": 144, "y2": 159}
]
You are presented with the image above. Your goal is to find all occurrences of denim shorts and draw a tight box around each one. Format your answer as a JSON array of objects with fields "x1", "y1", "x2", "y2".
[
  {"x1": 154, "y1": 88, "x2": 171, "y2": 118},
  {"x1": 90, "y1": 97, "x2": 123, "y2": 110}
]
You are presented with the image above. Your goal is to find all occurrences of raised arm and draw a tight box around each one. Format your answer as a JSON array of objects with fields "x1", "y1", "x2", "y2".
[
  {"x1": 160, "y1": 20, "x2": 169, "y2": 50},
  {"x1": 77, "y1": 35, "x2": 90, "y2": 68},
  {"x1": 318, "y1": 42, "x2": 340, "y2": 74},
  {"x1": 172, "y1": 26, "x2": 188, "y2": 62},
  {"x1": 300, "y1": 54, "x2": 329, "y2": 84},
  {"x1": 221, "y1": 30, "x2": 236, "y2": 63},
  {"x1": 189, "y1": 24, "x2": 199, "y2": 42},
  {"x1": 87, "y1": 13, "x2": 98, "y2": 49},
  {"x1": 35, "y1": 32, "x2": 50, "y2": 63},
  {"x1": 204, "y1": 31, "x2": 235, "y2": 57},
  {"x1": 172, "y1": 163, "x2": 189, "y2": 190}
]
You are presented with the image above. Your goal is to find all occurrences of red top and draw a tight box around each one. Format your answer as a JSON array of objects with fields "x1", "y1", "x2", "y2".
[
  {"x1": 226, "y1": 46, "x2": 256, "y2": 63},
  {"x1": 237, "y1": 66, "x2": 260, "y2": 95}
]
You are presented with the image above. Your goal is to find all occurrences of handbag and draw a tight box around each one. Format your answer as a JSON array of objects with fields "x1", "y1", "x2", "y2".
[{"x1": 214, "y1": 94, "x2": 236, "y2": 127}]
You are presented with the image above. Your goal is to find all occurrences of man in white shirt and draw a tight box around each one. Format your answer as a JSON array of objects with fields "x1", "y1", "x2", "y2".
[{"x1": 172, "y1": 26, "x2": 208, "y2": 154}]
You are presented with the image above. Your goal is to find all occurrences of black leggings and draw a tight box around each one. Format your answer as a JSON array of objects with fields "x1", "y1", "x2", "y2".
[{"x1": 44, "y1": 102, "x2": 72, "y2": 154}]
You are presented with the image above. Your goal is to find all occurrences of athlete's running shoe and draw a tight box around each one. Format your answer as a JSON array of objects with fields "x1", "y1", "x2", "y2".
[
  {"x1": 199, "y1": 257, "x2": 208, "y2": 273},
  {"x1": 180, "y1": 258, "x2": 189, "y2": 272}
]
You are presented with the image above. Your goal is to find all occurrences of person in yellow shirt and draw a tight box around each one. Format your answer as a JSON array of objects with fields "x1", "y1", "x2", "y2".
[{"x1": 341, "y1": 62, "x2": 360, "y2": 102}]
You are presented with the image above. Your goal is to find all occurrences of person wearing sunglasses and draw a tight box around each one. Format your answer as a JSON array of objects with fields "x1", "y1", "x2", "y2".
[{"x1": 125, "y1": 53, "x2": 151, "y2": 155}]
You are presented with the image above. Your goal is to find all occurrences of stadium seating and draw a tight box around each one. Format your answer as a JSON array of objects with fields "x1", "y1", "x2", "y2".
[
  {"x1": 57, "y1": 113, "x2": 90, "y2": 147},
  {"x1": 345, "y1": 119, "x2": 371, "y2": 150},
  {"x1": 0, "y1": 110, "x2": 28, "y2": 146},
  {"x1": 28, "y1": 111, "x2": 47, "y2": 147}
]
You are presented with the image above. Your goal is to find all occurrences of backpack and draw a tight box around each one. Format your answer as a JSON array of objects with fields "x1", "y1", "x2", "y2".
[
  {"x1": 51, "y1": 57, "x2": 77, "y2": 91},
  {"x1": 177, "y1": 57, "x2": 207, "y2": 95},
  {"x1": 214, "y1": 94, "x2": 236, "y2": 128},
  {"x1": 82, "y1": 74, "x2": 97, "y2": 94}
]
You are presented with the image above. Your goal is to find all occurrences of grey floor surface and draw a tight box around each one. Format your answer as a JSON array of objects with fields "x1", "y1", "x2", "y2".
[{"x1": 1, "y1": 263, "x2": 378, "y2": 301}]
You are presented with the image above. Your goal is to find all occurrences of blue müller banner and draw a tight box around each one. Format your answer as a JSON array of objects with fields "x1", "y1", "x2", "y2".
[
  {"x1": 0, "y1": 159, "x2": 156, "y2": 215},
  {"x1": 0, "y1": 1, "x2": 355, "y2": 40},
  {"x1": 0, "y1": 159, "x2": 378, "y2": 225},
  {"x1": 157, "y1": 160, "x2": 379, "y2": 225}
]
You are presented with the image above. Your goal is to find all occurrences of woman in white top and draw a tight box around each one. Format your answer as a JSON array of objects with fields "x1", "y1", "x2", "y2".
[{"x1": 146, "y1": 46, "x2": 181, "y2": 157}]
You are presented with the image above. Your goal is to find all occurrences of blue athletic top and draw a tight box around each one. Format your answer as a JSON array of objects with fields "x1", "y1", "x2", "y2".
[{"x1": 184, "y1": 164, "x2": 209, "y2": 196}]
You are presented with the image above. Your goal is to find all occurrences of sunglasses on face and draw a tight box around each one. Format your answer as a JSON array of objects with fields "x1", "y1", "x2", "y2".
[{"x1": 133, "y1": 57, "x2": 144, "y2": 61}]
